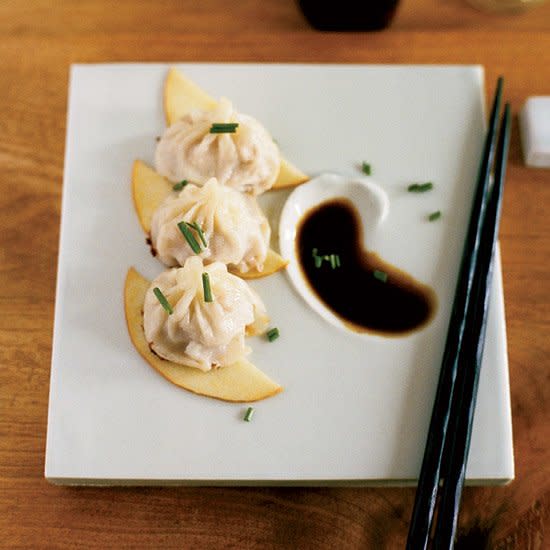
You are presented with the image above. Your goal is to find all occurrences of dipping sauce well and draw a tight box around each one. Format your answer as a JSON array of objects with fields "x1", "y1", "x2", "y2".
[{"x1": 296, "y1": 198, "x2": 437, "y2": 335}]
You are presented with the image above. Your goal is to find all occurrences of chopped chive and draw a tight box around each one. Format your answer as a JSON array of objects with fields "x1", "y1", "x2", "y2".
[
  {"x1": 312, "y1": 248, "x2": 323, "y2": 267},
  {"x1": 429, "y1": 210, "x2": 442, "y2": 222},
  {"x1": 373, "y1": 270, "x2": 388, "y2": 283},
  {"x1": 187, "y1": 221, "x2": 208, "y2": 248},
  {"x1": 172, "y1": 179, "x2": 188, "y2": 191},
  {"x1": 153, "y1": 287, "x2": 173, "y2": 315},
  {"x1": 211, "y1": 122, "x2": 239, "y2": 128},
  {"x1": 243, "y1": 407, "x2": 255, "y2": 422},
  {"x1": 312, "y1": 249, "x2": 341, "y2": 268},
  {"x1": 361, "y1": 162, "x2": 372, "y2": 175},
  {"x1": 202, "y1": 272, "x2": 213, "y2": 302},
  {"x1": 209, "y1": 128, "x2": 238, "y2": 134},
  {"x1": 177, "y1": 221, "x2": 202, "y2": 254},
  {"x1": 266, "y1": 327, "x2": 280, "y2": 342},
  {"x1": 408, "y1": 182, "x2": 434, "y2": 193},
  {"x1": 209, "y1": 122, "x2": 239, "y2": 134}
]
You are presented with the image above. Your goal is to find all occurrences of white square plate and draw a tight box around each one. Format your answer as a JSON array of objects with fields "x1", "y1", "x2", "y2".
[{"x1": 45, "y1": 63, "x2": 513, "y2": 485}]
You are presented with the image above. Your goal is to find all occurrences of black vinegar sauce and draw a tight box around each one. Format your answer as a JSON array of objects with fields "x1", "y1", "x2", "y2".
[{"x1": 296, "y1": 198, "x2": 437, "y2": 336}]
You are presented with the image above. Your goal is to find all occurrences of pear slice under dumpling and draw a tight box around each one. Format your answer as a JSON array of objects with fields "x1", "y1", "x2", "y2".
[
  {"x1": 236, "y1": 248, "x2": 288, "y2": 280},
  {"x1": 163, "y1": 67, "x2": 309, "y2": 190},
  {"x1": 131, "y1": 159, "x2": 288, "y2": 278},
  {"x1": 131, "y1": 159, "x2": 173, "y2": 234},
  {"x1": 124, "y1": 267, "x2": 282, "y2": 402},
  {"x1": 163, "y1": 67, "x2": 218, "y2": 126}
]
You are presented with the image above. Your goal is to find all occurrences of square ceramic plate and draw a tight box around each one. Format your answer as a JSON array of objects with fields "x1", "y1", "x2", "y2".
[{"x1": 45, "y1": 63, "x2": 514, "y2": 485}]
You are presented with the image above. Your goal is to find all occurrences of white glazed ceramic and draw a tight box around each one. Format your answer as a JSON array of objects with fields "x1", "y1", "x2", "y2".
[
  {"x1": 279, "y1": 173, "x2": 390, "y2": 334},
  {"x1": 45, "y1": 64, "x2": 513, "y2": 485}
]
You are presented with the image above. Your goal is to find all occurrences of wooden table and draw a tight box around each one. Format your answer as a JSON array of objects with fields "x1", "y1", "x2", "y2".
[{"x1": 1, "y1": 1, "x2": 549, "y2": 548}]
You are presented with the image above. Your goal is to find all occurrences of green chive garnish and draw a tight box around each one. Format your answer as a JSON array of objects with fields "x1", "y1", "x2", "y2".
[
  {"x1": 267, "y1": 327, "x2": 280, "y2": 342},
  {"x1": 172, "y1": 179, "x2": 188, "y2": 191},
  {"x1": 312, "y1": 249, "x2": 341, "y2": 269},
  {"x1": 408, "y1": 182, "x2": 434, "y2": 193},
  {"x1": 373, "y1": 270, "x2": 388, "y2": 283},
  {"x1": 153, "y1": 287, "x2": 173, "y2": 315},
  {"x1": 243, "y1": 407, "x2": 255, "y2": 422},
  {"x1": 312, "y1": 248, "x2": 322, "y2": 268},
  {"x1": 209, "y1": 122, "x2": 239, "y2": 134},
  {"x1": 187, "y1": 221, "x2": 208, "y2": 248},
  {"x1": 211, "y1": 122, "x2": 239, "y2": 128},
  {"x1": 429, "y1": 210, "x2": 442, "y2": 222},
  {"x1": 361, "y1": 162, "x2": 372, "y2": 175},
  {"x1": 177, "y1": 221, "x2": 202, "y2": 254},
  {"x1": 202, "y1": 272, "x2": 213, "y2": 302}
]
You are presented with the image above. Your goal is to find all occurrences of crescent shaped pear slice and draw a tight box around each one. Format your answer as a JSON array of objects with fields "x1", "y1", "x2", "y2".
[
  {"x1": 124, "y1": 267, "x2": 283, "y2": 402},
  {"x1": 163, "y1": 67, "x2": 309, "y2": 190},
  {"x1": 131, "y1": 159, "x2": 288, "y2": 278}
]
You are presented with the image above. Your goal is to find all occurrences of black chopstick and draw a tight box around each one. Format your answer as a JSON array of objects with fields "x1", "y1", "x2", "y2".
[
  {"x1": 432, "y1": 104, "x2": 511, "y2": 550},
  {"x1": 406, "y1": 77, "x2": 504, "y2": 550}
]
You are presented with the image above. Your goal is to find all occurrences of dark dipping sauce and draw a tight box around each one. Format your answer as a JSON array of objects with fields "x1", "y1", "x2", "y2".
[{"x1": 296, "y1": 198, "x2": 437, "y2": 336}]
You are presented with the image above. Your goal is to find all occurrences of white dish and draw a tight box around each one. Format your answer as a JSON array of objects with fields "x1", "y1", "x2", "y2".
[
  {"x1": 279, "y1": 173, "x2": 390, "y2": 334},
  {"x1": 45, "y1": 63, "x2": 514, "y2": 485}
]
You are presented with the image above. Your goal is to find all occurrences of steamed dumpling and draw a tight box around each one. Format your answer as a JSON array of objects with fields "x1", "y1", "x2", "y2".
[
  {"x1": 150, "y1": 177, "x2": 270, "y2": 273},
  {"x1": 143, "y1": 257, "x2": 269, "y2": 371},
  {"x1": 155, "y1": 98, "x2": 280, "y2": 195}
]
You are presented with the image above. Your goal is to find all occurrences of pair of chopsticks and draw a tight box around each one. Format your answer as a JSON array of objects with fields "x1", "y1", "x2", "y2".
[{"x1": 406, "y1": 78, "x2": 511, "y2": 550}]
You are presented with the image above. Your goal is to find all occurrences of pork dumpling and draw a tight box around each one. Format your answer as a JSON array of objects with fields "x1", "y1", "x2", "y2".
[
  {"x1": 155, "y1": 97, "x2": 280, "y2": 195},
  {"x1": 143, "y1": 257, "x2": 269, "y2": 372},
  {"x1": 150, "y1": 177, "x2": 270, "y2": 274}
]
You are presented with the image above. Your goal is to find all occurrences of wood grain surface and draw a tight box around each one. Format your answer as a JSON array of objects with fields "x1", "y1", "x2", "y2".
[{"x1": 1, "y1": 1, "x2": 549, "y2": 548}]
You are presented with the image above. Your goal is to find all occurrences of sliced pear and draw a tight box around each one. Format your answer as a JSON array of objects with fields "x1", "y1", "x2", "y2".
[
  {"x1": 132, "y1": 159, "x2": 173, "y2": 234},
  {"x1": 164, "y1": 67, "x2": 309, "y2": 190},
  {"x1": 124, "y1": 267, "x2": 282, "y2": 402},
  {"x1": 232, "y1": 249, "x2": 288, "y2": 280},
  {"x1": 132, "y1": 160, "x2": 288, "y2": 278},
  {"x1": 274, "y1": 158, "x2": 310, "y2": 190},
  {"x1": 164, "y1": 67, "x2": 218, "y2": 127}
]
